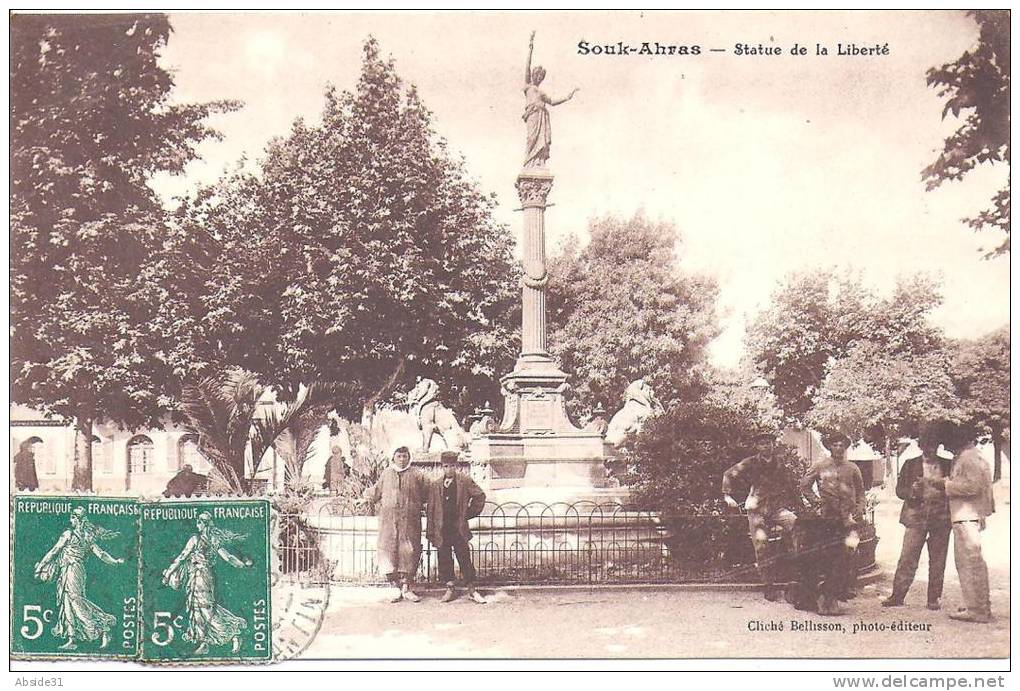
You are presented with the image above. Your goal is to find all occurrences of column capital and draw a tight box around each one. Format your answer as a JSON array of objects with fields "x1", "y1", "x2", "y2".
[{"x1": 516, "y1": 171, "x2": 554, "y2": 208}]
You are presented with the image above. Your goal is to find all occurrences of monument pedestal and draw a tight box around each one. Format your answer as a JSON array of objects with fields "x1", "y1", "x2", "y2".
[{"x1": 469, "y1": 352, "x2": 619, "y2": 504}]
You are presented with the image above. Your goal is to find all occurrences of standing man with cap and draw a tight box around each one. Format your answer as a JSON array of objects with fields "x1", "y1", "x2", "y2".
[
  {"x1": 426, "y1": 451, "x2": 488, "y2": 603},
  {"x1": 722, "y1": 431, "x2": 798, "y2": 602},
  {"x1": 935, "y1": 425, "x2": 995, "y2": 623},
  {"x1": 798, "y1": 430, "x2": 865, "y2": 615}
]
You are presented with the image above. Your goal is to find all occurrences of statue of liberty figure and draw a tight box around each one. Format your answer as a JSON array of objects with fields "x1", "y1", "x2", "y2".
[
  {"x1": 162, "y1": 512, "x2": 253, "y2": 654},
  {"x1": 33, "y1": 507, "x2": 125, "y2": 650},
  {"x1": 523, "y1": 30, "x2": 579, "y2": 169}
]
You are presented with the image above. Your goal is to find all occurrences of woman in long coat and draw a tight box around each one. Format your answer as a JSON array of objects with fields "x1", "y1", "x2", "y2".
[
  {"x1": 14, "y1": 438, "x2": 40, "y2": 491},
  {"x1": 368, "y1": 446, "x2": 426, "y2": 602}
]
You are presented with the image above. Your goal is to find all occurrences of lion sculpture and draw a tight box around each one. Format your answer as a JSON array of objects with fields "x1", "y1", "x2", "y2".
[
  {"x1": 605, "y1": 378, "x2": 664, "y2": 446},
  {"x1": 406, "y1": 378, "x2": 468, "y2": 452}
]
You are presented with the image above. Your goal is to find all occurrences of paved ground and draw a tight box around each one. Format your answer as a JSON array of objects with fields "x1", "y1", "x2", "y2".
[{"x1": 305, "y1": 478, "x2": 1010, "y2": 659}]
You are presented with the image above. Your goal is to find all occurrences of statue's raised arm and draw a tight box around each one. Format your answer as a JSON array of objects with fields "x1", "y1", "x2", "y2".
[
  {"x1": 525, "y1": 30, "x2": 535, "y2": 85},
  {"x1": 522, "y1": 31, "x2": 578, "y2": 169}
]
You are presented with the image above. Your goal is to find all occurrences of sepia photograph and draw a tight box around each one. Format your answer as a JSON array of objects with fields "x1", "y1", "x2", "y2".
[{"x1": 7, "y1": 8, "x2": 1011, "y2": 679}]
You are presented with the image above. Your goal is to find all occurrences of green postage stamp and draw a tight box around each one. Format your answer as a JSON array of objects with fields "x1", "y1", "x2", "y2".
[
  {"x1": 11, "y1": 496, "x2": 141, "y2": 659},
  {"x1": 139, "y1": 500, "x2": 272, "y2": 663},
  {"x1": 12, "y1": 496, "x2": 273, "y2": 663}
]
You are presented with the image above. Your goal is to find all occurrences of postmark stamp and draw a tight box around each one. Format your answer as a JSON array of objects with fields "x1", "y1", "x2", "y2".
[
  {"x1": 139, "y1": 500, "x2": 272, "y2": 663},
  {"x1": 11, "y1": 495, "x2": 141, "y2": 659}
]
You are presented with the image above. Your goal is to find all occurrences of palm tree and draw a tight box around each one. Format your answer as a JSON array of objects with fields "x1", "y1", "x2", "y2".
[
  {"x1": 273, "y1": 381, "x2": 353, "y2": 488},
  {"x1": 180, "y1": 368, "x2": 347, "y2": 494}
]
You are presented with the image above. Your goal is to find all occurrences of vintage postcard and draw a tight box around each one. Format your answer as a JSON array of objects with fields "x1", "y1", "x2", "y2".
[{"x1": 8, "y1": 8, "x2": 1010, "y2": 680}]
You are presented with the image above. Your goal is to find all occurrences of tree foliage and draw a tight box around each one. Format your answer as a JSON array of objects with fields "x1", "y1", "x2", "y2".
[
  {"x1": 952, "y1": 326, "x2": 1010, "y2": 478},
  {"x1": 746, "y1": 272, "x2": 954, "y2": 436},
  {"x1": 9, "y1": 13, "x2": 239, "y2": 488},
  {"x1": 179, "y1": 38, "x2": 518, "y2": 418},
  {"x1": 807, "y1": 341, "x2": 959, "y2": 444},
  {"x1": 922, "y1": 10, "x2": 1010, "y2": 257},
  {"x1": 546, "y1": 213, "x2": 719, "y2": 416},
  {"x1": 745, "y1": 274, "x2": 835, "y2": 422},
  {"x1": 952, "y1": 325, "x2": 1010, "y2": 434}
]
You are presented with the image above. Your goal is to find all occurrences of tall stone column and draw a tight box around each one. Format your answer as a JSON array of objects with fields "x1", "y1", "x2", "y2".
[
  {"x1": 515, "y1": 170, "x2": 554, "y2": 360},
  {"x1": 469, "y1": 165, "x2": 611, "y2": 500}
]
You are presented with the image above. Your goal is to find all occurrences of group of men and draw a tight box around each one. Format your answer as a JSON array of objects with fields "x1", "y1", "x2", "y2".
[
  {"x1": 724, "y1": 425, "x2": 996, "y2": 623},
  {"x1": 364, "y1": 447, "x2": 488, "y2": 604},
  {"x1": 883, "y1": 426, "x2": 996, "y2": 623},
  {"x1": 723, "y1": 430, "x2": 864, "y2": 615}
]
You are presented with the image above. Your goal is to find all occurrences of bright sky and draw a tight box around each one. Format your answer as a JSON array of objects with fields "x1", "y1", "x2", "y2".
[{"x1": 152, "y1": 10, "x2": 1010, "y2": 368}]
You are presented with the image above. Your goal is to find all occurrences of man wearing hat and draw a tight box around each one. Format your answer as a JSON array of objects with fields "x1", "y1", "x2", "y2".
[
  {"x1": 882, "y1": 423, "x2": 952, "y2": 610},
  {"x1": 797, "y1": 430, "x2": 865, "y2": 615},
  {"x1": 426, "y1": 451, "x2": 488, "y2": 603},
  {"x1": 722, "y1": 431, "x2": 798, "y2": 602}
]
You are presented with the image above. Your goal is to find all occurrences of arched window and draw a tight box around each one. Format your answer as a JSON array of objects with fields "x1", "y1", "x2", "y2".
[
  {"x1": 127, "y1": 435, "x2": 154, "y2": 474},
  {"x1": 177, "y1": 434, "x2": 208, "y2": 472},
  {"x1": 91, "y1": 434, "x2": 113, "y2": 475}
]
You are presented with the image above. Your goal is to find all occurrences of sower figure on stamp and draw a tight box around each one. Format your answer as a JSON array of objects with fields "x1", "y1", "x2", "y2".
[
  {"x1": 162, "y1": 512, "x2": 252, "y2": 654},
  {"x1": 365, "y1": 446, "x2": 427, "y2": 603},
  {"x1": 721, "y1": 431, "x2": 798, "y2": 602},
  {"x1": 34, "y1": 507, "x2": 125, "y2": 651},
  {"x1": 426, "y1": 451, "x2": 488, "y2": 604},
  {"x1": 937, "y1": 425, "x2": 995, "y2": 623},
  {"x1": 523, "y1": 31, "x2": 579, "y2": 169},
  {"x1": 795, "y1": 430, "x2": 865, "y2": 616},
  {"x1": 882, "y1": 423, "x2": 952, "y2": 610}
]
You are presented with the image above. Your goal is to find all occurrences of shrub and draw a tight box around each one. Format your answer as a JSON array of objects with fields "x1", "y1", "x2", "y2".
[{"x1": 621, "y1": 397, "x2": 807, "y2": 565}]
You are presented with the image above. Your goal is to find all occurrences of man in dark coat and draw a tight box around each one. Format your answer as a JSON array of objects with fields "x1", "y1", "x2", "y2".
[
  {"x1": 721, "y1": 431, "x2": 797, "y2": 601},
  {"x1": 883, "y1": 425, "x2": 952, "y2": 610},
  {"x1": 426, "y1": 451, "x2": 487, "y2": 603}
]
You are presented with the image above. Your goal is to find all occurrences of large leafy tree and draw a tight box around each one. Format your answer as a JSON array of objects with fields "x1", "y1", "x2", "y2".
[
  {"x1": 952, "y1": 326, "x2": 1010, "y2": 480},
  {"x1": 922, "y1": 10, "x2": 1010, "y2": 258},
  {"x1": 180, "y1": 38, "x2": 518, "y2": 421},
  {"x1": 744, "y1": 273, "x2": 835, "y2": 422},
  {"x1": 10, "y1": 14, "x2": 238, "y2": 489},
  {"x1": 750, "y1": 273, "x2": 960, "y2": 475},
  {"x1": 546, "y1": 214, "x2": 719, "y2": 417}
]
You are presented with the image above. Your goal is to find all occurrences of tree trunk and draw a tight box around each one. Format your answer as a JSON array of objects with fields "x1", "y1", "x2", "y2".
[
  {"x1": 991, "y1": 426, "x2": 1003, "y2": 482},
  {"x1": 72, "y1": 415, "x2": 93, "y2": 491}
]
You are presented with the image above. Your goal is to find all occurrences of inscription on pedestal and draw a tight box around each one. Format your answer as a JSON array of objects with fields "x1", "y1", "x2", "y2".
[{"x1": 521, "y1": 398, "x2": 554, "y2": 433}]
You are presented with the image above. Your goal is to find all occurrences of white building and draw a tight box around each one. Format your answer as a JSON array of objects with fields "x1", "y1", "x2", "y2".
[{"x1": 11, "y1": 404, "x2": 216, "y2": 495}]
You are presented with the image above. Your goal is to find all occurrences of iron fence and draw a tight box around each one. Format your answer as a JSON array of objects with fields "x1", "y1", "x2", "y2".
[{"x1": 274, "y1": 501, "x2": 877, "y2": 586}]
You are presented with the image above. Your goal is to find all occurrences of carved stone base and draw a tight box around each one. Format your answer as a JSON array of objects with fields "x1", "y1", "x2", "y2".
[
  {"x1": 470, "y1": 354, "x2": 609, "y2": 497},
  {"x1": 496, "y1": 354, "x2": 581, "y2": 435}
]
